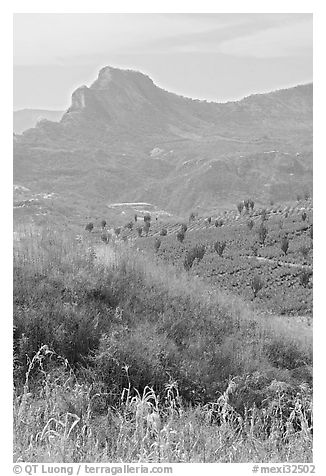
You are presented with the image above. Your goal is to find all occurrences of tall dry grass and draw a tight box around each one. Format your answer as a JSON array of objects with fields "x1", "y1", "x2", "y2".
[{"x1": 13, "y1": 227, "x2": 313, "y2": 462}]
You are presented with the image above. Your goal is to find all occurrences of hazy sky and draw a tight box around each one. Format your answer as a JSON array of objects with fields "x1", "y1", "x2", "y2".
[{"x1": 13, "y1": 13, "x2": 313, "y2": 110}]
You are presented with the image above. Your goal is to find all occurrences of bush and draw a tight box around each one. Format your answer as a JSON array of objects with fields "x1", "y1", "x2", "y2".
[
  {"x1": 215, "y1": 219, "x2": 223, "y2": 227},
  {"x1": 247, "y1": 220, "x2": 254, "y2": 230},
  {"x1": 184, "y1": 244, "x2": 206, "y2": 270},
  {"x1": 299, "y1": 270, "x2": 311, "y2": 287},
  {"x1": 214, "y1": 241, "x2": 226, "y2": 257},
  {"x1": 125, "y1": 221, "x2": 133, "y2": 230},
  {"x1": 144, "y1": 222, "x2": 150, "y2": 236},
  {"x1": 299, "y1": 245, "x2": 310, "y2": 261},
  {"x1": 177, "y1": 231, "x2": 185, "y2": 243},
  {"x1": 281, "y1": 237, "x2": 289, "y2": 255},
  {"x1": 237, "y1": 202, "x2": 244, "y2": 214},
  {"x1": 258, "y1": 223, "x2": 267, "y2": 245},
  {"x1": 85, "y1": 222, "x2": 94, "y2": 232},
  {"x1": 250, "y1": 275, "x2": 263, "y2": 298},
  {"x1": 101, "y1": 232, "x2": 110, "y2": 244},
  {"x1": 154, "y1": 238, "x2": 161, "y2": 252}
]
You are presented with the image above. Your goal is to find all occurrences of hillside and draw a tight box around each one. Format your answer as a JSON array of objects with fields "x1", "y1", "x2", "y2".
[
  {"x1": 13, "y1": 109, "x2": 64, "y2": 134},
  {"x1": 13, "y1": 66, "x2": 313, "y2": 220}
]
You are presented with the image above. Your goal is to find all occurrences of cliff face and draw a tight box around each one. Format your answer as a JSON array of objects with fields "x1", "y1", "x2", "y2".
[{"x1": 13, "y1": 66, "x2": 313, "y2": 216}]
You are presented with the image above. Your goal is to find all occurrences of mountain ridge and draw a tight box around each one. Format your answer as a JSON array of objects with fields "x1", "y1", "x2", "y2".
[{"x1": 13, "y1": 66, "x2": 313, "y2": 220}]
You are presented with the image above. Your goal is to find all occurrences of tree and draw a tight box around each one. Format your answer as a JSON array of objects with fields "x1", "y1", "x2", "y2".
[
  {"x1": 214, "y1": 241, "x2": 226, "y2": 257},
  {"x1": 85, "y1": 222, "x2": 94, "y2": 232},
  {"x1": 301, "y1": 211, "x2": 307, "y2": 222},
  {"x1": 184, "y1": 244, "x2": 206, "y2": 270},
  {"x1": 100, "y1": 220, "x2": 107, "y2": 229},
  {"x1": 247, "y1": 219, "x2": 254, "y2": 230},
  {"x1": 215, "y1": 218, "x2": 223, "y2": 227},
  {"x1": 244, "y1": 199, "x2": 250, "y2": 212},
  {"x1": 299, "y1": 245, "x2": 310, "y2": 262},
  {"x1": 299, "y1": 270, "x2": 311, "y2": 287},
  {"x1": 177, "y1": 231, "x2": 185, "y2": 243},
  {"x1": 261, "y1": 209, "x2": 267, "y2": 222},
  {"x1": 258, "y1": 223, "x2": 267, "y2": 245},
  {"x1": 249, "y1": 199, "x2": 255, "y2": 211},
  {"x1": 281, "y1": 237, "x2": 289, "y2": 255},
  {"x1": 250, "y1": 275, "x2": 263, "y2": 298},
  {"x1": 144, "y1": 222, "x2": 150, "y2": 236},
  {"x1": 237, "y1": 202, "x2": 244, "y2": 214},
  {"x1": 101, "y1": 232, "x2": 110, "y2": 244},
  {"x1": 125, "y1": 221, "x2": 133, "y2": 230},
  {"x1": 160, "y1": 228, "x2": 167, "y2": 236},
  {"x1": 134, "y1": 214, "x2": 138, "y2": 222},
  {"x1": 189, "y1": 212, "x2": 196, "y2": 222},
  {"x1": 154, "y1": 238, "x2": 161, "y2": 252}
]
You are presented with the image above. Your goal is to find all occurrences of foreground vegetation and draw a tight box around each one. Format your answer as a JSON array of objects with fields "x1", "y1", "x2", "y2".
[{"x1": 13, "y1": 227, "x2": 313, "y2": 462}]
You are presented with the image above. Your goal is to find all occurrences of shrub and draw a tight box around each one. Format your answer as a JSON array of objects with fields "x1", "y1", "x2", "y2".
[
  {"x1": 100, "y1": 233, "x2": 110, "y2": 244},
  {"x1": 184, "y1": 244, "x2": 206, "y2": 270},
  {"x1": 154, "y1": 238, "x2": 161, "y2": 252},
  {"x1": 299, "y1": 271, "x2": 311, "y2": 287},
  {"x1": 299, "y1": 245, "x2": 310, "y2": 261},
  {"x1": 85, "y1": 222, "x2": 94, "y2": 232},
  {"x1": 214, "y1": 241, "x2": 226, "y2": 257},
  {"x1": 160, "y1": 228, "x2": 167, "y2": 236},
  {"x1": 144, "y1": 222, "x2": 150, "y2": 236},
  {"x1": 177, "y1": 231, "x2": 185, "y2": 243},
  {"x1": 125, "y1": 221, "x2": 133, "y2": 230},
  {"x1": 261, "y1": 209, "x2": 267, "y2": 221},
  {"x1": 100, "y1": 220, "x2": 107, "y2": 229},
  {"x1": 281, "y1": 237, "x2": 289, "y2": 255},
  {"x1": 244, "y1": 199, "x2": 250, "y2": 212},
  {"x1": 237, "y1": 202, "x2": 244, "y2": 214},
  {"x1": 250, "y1": 275, "x2": 263, "y2": 298},
  {"x1": 247, "y1": 220, "x2": 254, "y2": 230},
  {"x1": 258, "y1": 223, "x2": 267, "y2": 245},
  {"x1": 215, "y1": 219, "x2": 223, "y2": 227}
]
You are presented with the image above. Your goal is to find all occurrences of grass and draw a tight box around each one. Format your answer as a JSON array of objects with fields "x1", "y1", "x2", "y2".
[{"x1": 13, "y1": 226, "x2": 313, "y2": 462}]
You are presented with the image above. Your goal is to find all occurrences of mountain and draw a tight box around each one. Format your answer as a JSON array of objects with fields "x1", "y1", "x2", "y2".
[
  {"x1": 13, "y1": 109, "x2": 64, "y2": 135},
  {"x1": 13, "y1": 66, "x2": 312, "y2": 223}
]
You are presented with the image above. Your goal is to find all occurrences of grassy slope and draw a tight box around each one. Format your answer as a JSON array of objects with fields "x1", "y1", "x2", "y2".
[{"x1": 13, "y1": 226, "x2": 312, "y2": 462}]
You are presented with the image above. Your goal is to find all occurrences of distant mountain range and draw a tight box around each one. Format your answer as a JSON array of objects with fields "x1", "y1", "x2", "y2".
[
  {"x1": 13, "y1": 66, "x2": 312, "y2": 222},
  {"x1": 13, "y1": 109, "x2": 64, "y2": 134}
]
